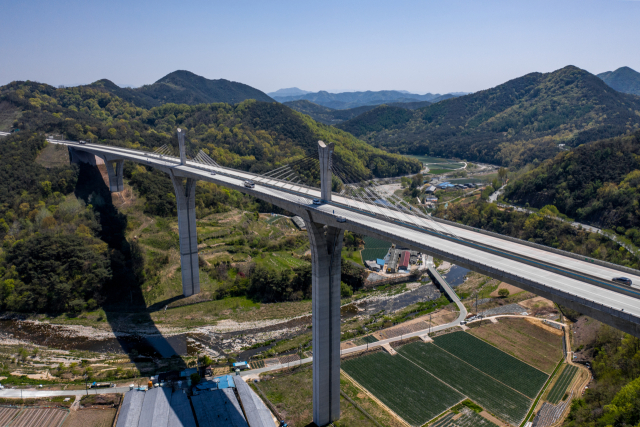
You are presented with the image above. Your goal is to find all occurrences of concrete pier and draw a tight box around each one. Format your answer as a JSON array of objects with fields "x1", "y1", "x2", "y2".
[
  {"x1": 306, "y1": 221, "x2": 343, "y2": 425},
  {"x1": 318, "y1": 141, "x2": 334, "y2": 202},
  {"x1": 170, "y1": 172, "x2": 200, "y2": 297},
  {"x1": 307, "y1": 140, "x2": 343, "y2": 425},
  {"x1": 104, "y1": 159, "x2": 124, "y2": 192}
]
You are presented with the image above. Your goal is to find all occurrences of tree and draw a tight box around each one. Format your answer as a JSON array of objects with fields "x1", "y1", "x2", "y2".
[
  {"x1": 190, "y1": 372, "x2": 201, "y2": 385},
  {"x1": 498, "y1": 167, "x2": 508, "y2": 184},
  {"x1": 498, "y1": 288, "x2": 510, "y2": 298}
]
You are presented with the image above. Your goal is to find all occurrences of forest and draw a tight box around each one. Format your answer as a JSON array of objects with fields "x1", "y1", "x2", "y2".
[
  {"x1": 504, "y1": 130, "x2": 640, "y2": 242},
  {"x1": 0, "y1": 80, "x2": 421, "y2": 180},
  {"x1": 337, "y1": 66, "x2": 640, "y2": 167}
]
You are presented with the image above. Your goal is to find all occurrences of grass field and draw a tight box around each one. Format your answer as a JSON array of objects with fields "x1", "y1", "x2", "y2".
[
  {"x1": 341, "y1": 350, "x2": 465, "y2": 426},
  {"x1": 546, "y1": 365, "x2": 578, "y2": 404},
  {"x1": 256, "y1": 364, "x2": 406, "y2": 427},
  {"x1": 467, "y1": 318, "x2": 563, "y2": 374},
  {"x1": 398, "y1": 341, "x2": 532, "y2": 425},
  {"x1": 433, "y1": 332, "x2": 549, "y2": 398}
]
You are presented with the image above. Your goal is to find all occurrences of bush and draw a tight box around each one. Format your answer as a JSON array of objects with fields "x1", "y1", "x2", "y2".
[
  {"x1": 190, "y1": 373, "x2": 201, "y2": 385},
  {"x1": 498, "y1": 288, "x2": 510, "y2": 298}
]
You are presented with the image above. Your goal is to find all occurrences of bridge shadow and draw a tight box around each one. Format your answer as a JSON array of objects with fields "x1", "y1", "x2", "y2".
[{"x1": 74, "y1": 163, "x2": 187, "y2": 375}]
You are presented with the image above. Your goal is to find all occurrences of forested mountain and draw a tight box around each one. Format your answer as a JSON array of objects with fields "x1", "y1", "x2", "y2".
[
  {"x1": 1, "y1": 80, "x2": 419, "y2": 179},
  {"x1": 273, "y1": 89, "x2": 450, "y2": 109},
  {"x1": 284, "y1": 100, "x2": 433, "y2": 125},
  {"x1": 598, "y1": 66, "x2": 640, "y2": 96},
  {"x1": 88, "y1": 70, "x2": 274, "y2": 107},
  {"x1": 337, "y1": 66, "x2": 640, "y2": 166},
  {"x1": 504, "y1": 130, "x2": 640, "y2": 234}
]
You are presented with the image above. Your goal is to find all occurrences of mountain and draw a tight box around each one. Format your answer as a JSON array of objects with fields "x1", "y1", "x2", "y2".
[
  {"x1": 283, "y1": 99, "x2": 436, "y2": 125},
  {"x1": 337, "y1": 66, "x2": 640, "y2": 167},
  {"x1": 598, "y1": 66, "x2": 640, "y2": 96},
  {"x1": 504, "y1": 129, "x2": 640, "y2": 232},
  {"x1": 272, "y1": 90, "x2": 453, "y2": 109},
  {"x1": 1, "y1": 80, "x2": 420, "y2": 180},
  {"x1": 135, "y1": 70, "x2": 275, "y2": 105},
  {"x1": 88, "y1": 79, "x2": 158, "y2": 109},
  {"x1": 88, "y1": 71, "x2": 274, "y2": 107},
  {"x1": 268, "y1": 87, "x2": 311, "y2": 97},
  {"x1": 283, "y1": 100, "x2": 377, "y2": 125}
]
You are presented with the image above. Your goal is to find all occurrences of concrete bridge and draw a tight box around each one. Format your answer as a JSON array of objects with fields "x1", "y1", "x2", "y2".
[{"x1": 8, "y1": 129, "x2": 640, "y2": 426}]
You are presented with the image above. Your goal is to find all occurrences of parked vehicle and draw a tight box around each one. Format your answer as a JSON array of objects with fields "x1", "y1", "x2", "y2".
[{"x1": 613, "y1": 277, "x2": 633, "y2": 286}]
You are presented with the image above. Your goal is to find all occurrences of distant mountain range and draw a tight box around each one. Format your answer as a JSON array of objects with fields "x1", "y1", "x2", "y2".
[
  {"x1": 336, "y1": 65, "x2": 640, "y2": 167},
  {"x1": 267, "y1": 87, "x2": 312, "y2": 97},
  {"x1": 283, "y1": 99, "x2": 435, "y2": 125},
  {"x1": 598, "y1": 66, "x2": 640, "y2": 96},
  {"x1": 89, "y1": 70, "x2": 274, "y2": 108},
  {"x1": 272, "y1": 90, "x2": 465, "y2": 109}
]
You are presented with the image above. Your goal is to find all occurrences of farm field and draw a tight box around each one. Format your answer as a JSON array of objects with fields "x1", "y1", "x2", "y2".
[
  {"x1": 398, "y1": 341, "x2": 533, "y2": 425},
  {"x1": 341, "y1": 350, "x2": 465, "y2": 426},
  {"x1": 546, "y1": 364, "x2": 578, "y2": 404},
  {"x1": 467, "y1": 318, "x2": 563, "y2": 374},
  {"x1": 7, "y1": 408, "x2": 68, "y2": 427},
  {"x1": 433, "y1": 331, "x2": 549, "y2": 398},
  {"x1": 62, "y1": 409, "x2": 116, "y2": 427},
  {"x1": 360, "y1": 236, "x2": 392, "y2": 264},
  {"x1": 255, "y1": 364, "x2": 406, "y2": 427}
]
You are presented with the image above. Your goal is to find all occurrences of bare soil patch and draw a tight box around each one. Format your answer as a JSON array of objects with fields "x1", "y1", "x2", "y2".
[
  {"x1": 62, "y1": 409, "x2": 116, "y2": 427},
  {"x1": 468, "y1": 317, "x2": 563, "y2": 373},
  {"x1": 490, "y1": 282, "x2": 524, "y2": 297},
  {"x1": 36, "y1": 143, "x2": 70, "y2": 168}
]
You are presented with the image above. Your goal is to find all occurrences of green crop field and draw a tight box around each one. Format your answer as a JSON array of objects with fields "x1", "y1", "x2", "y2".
[
  {"x1": 361, "y1": 248, "x2": 391, "y2": 262},
  {"x1": 399, "y1": 342, "x2": 533, "y2": 426},
  {"x1": 433, "y1": 332, "x2": 548, "y2": 399},
  {"x1": 547, "y1": 365, "x2": 578, "y2": 404},
  {"x1": 363, "y1": 236, "x2": 393, "y2": 249},
  {"x1": 341, "y1": 351, "x2": 465, "y2": 426}
]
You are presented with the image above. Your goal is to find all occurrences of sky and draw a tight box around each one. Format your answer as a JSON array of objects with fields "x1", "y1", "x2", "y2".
[{"x1": 1, "y1": 0, "x2": 639, "y2": 94}]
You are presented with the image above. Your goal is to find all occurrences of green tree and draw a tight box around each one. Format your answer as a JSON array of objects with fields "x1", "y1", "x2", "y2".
[{"x1": 498, "y1": 288, "x2": 510, "y2": 298}]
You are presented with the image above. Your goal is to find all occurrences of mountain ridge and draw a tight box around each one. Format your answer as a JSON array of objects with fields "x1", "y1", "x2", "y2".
[
  {"x1": 337, "y1": 65, "x2": 640, "y2": 166},
  {"x1": 87, "y1": 70, "x2": 274, "y2": 107},
  {"x1": 598, "y1": 66, "x2": 640, "y2": 96}
]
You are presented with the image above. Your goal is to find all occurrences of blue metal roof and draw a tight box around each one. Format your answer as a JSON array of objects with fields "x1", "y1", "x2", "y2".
[
  {"x1": 376, "y1": 259, "x2": 385, "y2": 266},
  {"x1": 216, "y1": 375, "x2": 236, "y2": 389}
]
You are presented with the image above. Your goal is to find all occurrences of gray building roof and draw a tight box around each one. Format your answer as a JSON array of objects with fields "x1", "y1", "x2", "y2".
[
  {"x1": 138, "y1": 387, "x2": 172, "y2": 427},
  {"x1": 116, "y1": 390, "x2": 146, "y2": 427},
  {"x1": 168, "y1": 390, "x2": 197, "y2": 427},
  {"x1": 192, "y1": 389, "x2": 248, "y2": 427},
  {"x1": 235, "y1": 376, "x2": 274, "y2": 427}
]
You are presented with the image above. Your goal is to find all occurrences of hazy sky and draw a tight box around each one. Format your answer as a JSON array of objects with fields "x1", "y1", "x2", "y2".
[{"x1": 1, "y1": 0, "x2": 639, "y2": 94}]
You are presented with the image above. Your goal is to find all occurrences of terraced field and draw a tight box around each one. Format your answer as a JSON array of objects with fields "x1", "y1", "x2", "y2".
[
  {"x1": 399, "y1": 342, "x2": 533, "y2": 425},
  {"x1": 433, "y1": 332, "x2": 548, "y2": 398},
  {"x1": 547, "y1": 364, "x2": 578, "y2": 404},
  {"x1": 341, "y1": 350, "x2": 465, "y2": 426}
]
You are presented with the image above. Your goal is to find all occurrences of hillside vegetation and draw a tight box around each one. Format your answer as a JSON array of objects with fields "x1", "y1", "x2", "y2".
[
  {"x1": 598, "y1": 66, "x2": 640, "y2": 97},
  {"x1": 338, "y1": 66, "x2": 640, "y2": 166},
  {"x1": 504, "y1": 131, "x2": 640, "y2": 236},
  {"x1": 273, "y1": 89, "x2": 446, "y2": 109},
  {"x1": 0, "y1": 81, "x2": 420, "y2": 179}
]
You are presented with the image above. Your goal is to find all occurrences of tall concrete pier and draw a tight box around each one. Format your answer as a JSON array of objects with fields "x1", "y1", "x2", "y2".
[
  {"x1": 104, "y1": 159, "x2": 124, "y2": 192},
  {"x1": 318, "y1": 140, "x2": 334, "y2": 202},
  {"x1": 170, "y1": 129, "x2": 200, "y2": 297},
  {"x1": 305, "y1": 141, "x2": 342, "y2": 425}
]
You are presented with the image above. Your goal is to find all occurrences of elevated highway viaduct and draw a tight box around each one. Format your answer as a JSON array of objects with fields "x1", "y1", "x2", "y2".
[{"x1": 3, "y1": 129, "x2": 639, "y2": 425}]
